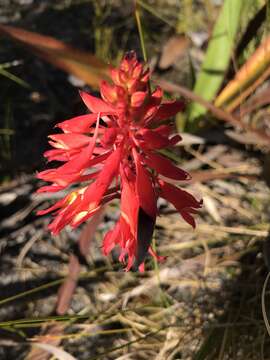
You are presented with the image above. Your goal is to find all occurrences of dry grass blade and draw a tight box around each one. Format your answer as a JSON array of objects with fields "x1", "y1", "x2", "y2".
[
  {"x1": 262, "y1": 272, "x2": 270, "y2": 337},
  {"x1": 26, "y1": 324, "x2": 65, "y2": 360},
  {"x1": 16, "y1": 229, "x2": 43, "y2": 268},
  {"x1": 79, "y1": 208, "x2": 104, "y2": 256},
  {"x1": 56, "y1": 254, "x2": 80, "y2": 316},
  {"x1": 215, "y1": 35, "x2": 270, "y2": 111},
  {"x1": 57, "y1": 209, "x2": 104, "y2": 315},
  {"x1": 236, "y1": 86, "x2": 270, "y2": 117},
  {"x1": 225, "y1": 130, "x2": 270, "y2": 146},
  {"x1": 0, "y1": 25, "x2": 110, "y2": 89},
  {"x1": 31, "y1": 342, "x2": 76, "y2": 360}
]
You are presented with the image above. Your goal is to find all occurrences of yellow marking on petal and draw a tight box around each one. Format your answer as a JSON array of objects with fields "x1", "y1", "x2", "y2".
[
  {"x1": 53, "y1": 143, "x2": 67, "y2": 149},
  {"x1": 72, "y1": 205, "x2": 100, "y2": 224},
  {"x1": 67, "y1": 191, "x2": 79, "y2": 204},
  {"x1": 121, "y1": 210, "x2": 130, "y2": 226},
  {"x1": 73, "y1": 211, "x2": 88, "y2": 223},
  {"x1": 48, "y1": 136, "x2": 68, "y2": 149}
]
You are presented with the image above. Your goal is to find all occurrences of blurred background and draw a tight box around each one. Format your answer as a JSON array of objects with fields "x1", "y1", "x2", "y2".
[{"x1": 1, "y1": 0, "x2": 270, "y2": 359}]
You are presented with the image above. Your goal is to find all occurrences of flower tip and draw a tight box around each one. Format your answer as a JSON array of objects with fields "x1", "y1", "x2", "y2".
[{"x1": 124, "y1": 50, "x2": 137, "y2": 61}]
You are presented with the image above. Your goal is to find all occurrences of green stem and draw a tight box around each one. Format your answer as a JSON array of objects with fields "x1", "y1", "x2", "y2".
[{"x1": 134, "y1": 0, "x2": 147, "y2": 62}]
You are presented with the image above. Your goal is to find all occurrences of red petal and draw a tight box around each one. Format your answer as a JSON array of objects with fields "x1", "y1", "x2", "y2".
[
  {"x1": 36, "y1": 184, "x2": 63, "y2": 193},
  {"x1": 56, "y1": 114, "x2": 97, "y2": 133},
  {"x1": 148, "y1": 246, "x2": 167, "y2": 262},
  {"x1": 169, "y1": 134, "x2": 181, "y2": 146},
  {"x1": 137, "y1": 129, "x2": 169, "y2": 149},
  {"x1": 131, "y1": 91, "x2": 147, "y2": 107},
  {"x1": 102, "y1": 221, "x2": 120, "y2": 255},
  {"x1": 110, "y1": 67, "x2": 121, "y2": 86},
  {"x1": 44, "y1": 148, "x2": 80, "y2": 162},
  {"x1": 160, "y1": 181, "x2": 201, "y2": 210},
  {"x1": 100, "y1": 80, "x2": 117, "y2": 104},
  {"x1": 37, "y1": 198, "x2": 65, "y2": 215},
  {"x1": 154, "y1": 100, "x2": 185, "y2": 122},
  {"x1": 144, "y1": 152, "x2": 190, "y2": 180},
  {"x1": 49, "y1": 133, "x2": 90, "y2": 149},
  {"x1": 159, "y1": 181, "x2": 202, "y2": 227},
  {"x1": 120, "y1": 167, "x2": 139, "y2": 236},
  {"x1": 142, "y1": 87, "x2": 163, "y2": 125},
  {"x1": 71, "y1": 147, "x2": 122, "y2": 226},
  {"x1": 133, "y1": 149, "x2": 157, "y2": 218},
  {"x1": 100, "y1": 127, "x2": 117, "y2": 148},
  {"x1": 79, "y1": 90, "x2": 116, "y2": 114},
  {"x1": 43, "y1": 115, "x2": 101, "y2": 186},
  {"x1": 154, "y1": 124, "x2": 172, "y2": 137},
  {"x1": 180, "y1": 210, "x2": 196, "y2": 228}
]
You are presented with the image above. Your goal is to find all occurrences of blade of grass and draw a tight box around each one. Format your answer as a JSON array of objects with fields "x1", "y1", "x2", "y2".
[
  {"x1": 0, "y1": 279, "x2": 63, "y2": 307},
  {"x1": 261, "y1": 272, "x2": 270, "y2": 337},
  {"x1": 264, "y1": 0, "x2": 270, "y2": 37},
  {"x1": 236, "y1": 3, "x2": 266, "y2": 58},
  {"x1": 0, "y1": 304, "x2": 154, "y2": 330},
  {"x1": 193, "y1": 329, "x2": 222, "y2": 360},
  {"x1": 0, "y1": 264, "x2": 112, "y2": 307},
  {"x1": 188, "y1": 0, "x2": 244, "y2": 128},
  {"x1": 152, "y1": 235, "x2": 170, "y2": 308},
  {"x1": 215, "y1": 35, "x2": 270, "y2": 111},
  {"x1": 136, "y1": 0, "x2": 175, "y2": 28},
  {"x1": 0, "y1": 67, "x2": 30, "y2": 88},
  {"x1": 134, "y1": 0, "x2": 148, "y2": 62},
  {"x1": 88, "y1": 326, "x2": 167, "y2": 360}
]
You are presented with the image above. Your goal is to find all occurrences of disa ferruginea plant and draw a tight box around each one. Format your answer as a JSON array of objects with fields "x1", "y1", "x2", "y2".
[{"x1": 37, "y1": 52, "x2": 202, "y2": 271}]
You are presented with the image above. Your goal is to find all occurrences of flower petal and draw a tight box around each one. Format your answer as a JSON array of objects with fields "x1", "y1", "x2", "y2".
[
  {"x1": 56, "y1": 114, "x2": 98, "y2": 133},
  {"x1": 102, "y1": 221, "x2": 121, "y2": 255},
  {"x1": 133, "y1": 149, "x2": 157, "y2": 218},
  {"x1": 79, "y1": 90, "x2": 116, "y2": 114},
  {"x1": 71, "y1": 147, "x2": 122, "y2": 226},
  {"x1": 159, "y1": 181, "x2": 202, "y2": 227},
  {"x1": 120, "y1": 167, "x2": 139, "y2": 237},
  {"x1": 137, "y1": 129, "x2": 170, "y2": 149},
  {"x1": 144, "y1": 151, "x2": 190, "y2": 180},
  {"x1": 100, "y1": 80, "x2": 117, "y2": 104},
  {"x1": 49, "y1": 133, "x2": 91, "y2": 149},
  {"x1": 154, "y1": 100, "x2": 185, "y2": 122},
  {"x1": 100, "y1": 127, "x2": 117, "y2": 148}
]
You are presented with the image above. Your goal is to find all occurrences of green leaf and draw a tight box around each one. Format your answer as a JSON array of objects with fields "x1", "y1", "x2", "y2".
[{"x1": 187, "y1": 0, "x2": 244, "y2": 128}]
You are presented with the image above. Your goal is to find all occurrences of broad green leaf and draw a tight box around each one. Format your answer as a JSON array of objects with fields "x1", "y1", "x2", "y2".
[
  {"x1": 187, "y1": 0, "x2": 244, "y2": 127},
  {"x1": 0, "y1": 25, "x2": 110, "y2": 89}
]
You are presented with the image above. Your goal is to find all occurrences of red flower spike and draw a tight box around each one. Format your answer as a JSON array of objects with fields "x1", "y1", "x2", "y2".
[{"x1": 37, "y1": 51, "x2": 201, "y2": 271}]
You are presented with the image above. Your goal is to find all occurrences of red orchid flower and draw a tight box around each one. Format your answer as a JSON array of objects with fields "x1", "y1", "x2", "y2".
[{"x1": 37, "y1": 51, "x2": 202, "y2": 271}]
